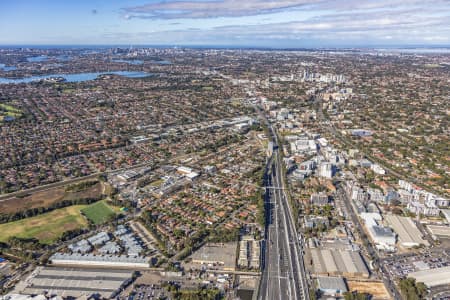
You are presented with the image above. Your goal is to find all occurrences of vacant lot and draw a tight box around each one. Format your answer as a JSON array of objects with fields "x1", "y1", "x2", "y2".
[
  {"x1": 0, "y1": 205, "x2": 88, "y2": 244},
  {"x1": 0, "y1": 181, "x2": 104, "y2": 214},
  {"x1": 347, "y1": 280, "x2": 390, "y2": 299},
  {"x1": 81, "y1": 200, "x2": 115, "y2": 224}
]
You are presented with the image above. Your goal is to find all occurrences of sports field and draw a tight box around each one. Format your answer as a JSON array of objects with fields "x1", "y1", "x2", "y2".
[
  {"x1": 81, "y1": 200, "x2": 115, "y2": 224},
  {"x1": 0, "y1": 205, "x2": 88, "y2": 244}
]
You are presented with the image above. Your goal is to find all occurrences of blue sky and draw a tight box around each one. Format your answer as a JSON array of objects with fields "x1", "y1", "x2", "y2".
[{"x1": 0, "y1": 0, "x2": 449, "y2": 47}]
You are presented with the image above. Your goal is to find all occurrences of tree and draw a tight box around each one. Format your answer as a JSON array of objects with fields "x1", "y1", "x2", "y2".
[
  {"x1": 343, "y1": 291, "x2": 370, "y2": 300},
  {"x1": 399, "y1": 278, "x2": 427, "y2": 300}
]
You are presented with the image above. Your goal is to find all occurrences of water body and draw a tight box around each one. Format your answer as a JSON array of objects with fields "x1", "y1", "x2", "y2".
[
  {"x1": 0, "y1": 64, "x2": 17, "y2": 71},
  {"x1": 26, "y1": 55, "x2": 48, "y2": 62},
  {"x1": 0, "y1": 71, "x2": 153, "y2": 84},
  {"x1": 152, "y1": 60, "x2": 172, "y2": 65},
  {"x1": 57, "y1": 55, "x2": 72, "y2": 61},
  {"x1": 112, "y1": 59, "x2": 172, "y2": 65},
  {"x1": 376, "y1": 48, "x2": 450, "y2": 54},
  {"x1": 112, "y1": 59, "x2": 144, "y2": 65}
]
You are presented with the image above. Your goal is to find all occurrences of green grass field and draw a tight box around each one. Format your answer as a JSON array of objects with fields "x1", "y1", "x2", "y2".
[
  {"x1": 0, "y1": 103, "x2": 22, "y2": 120},
  {"x1": 0, "y1": 205, "x2": 88, "y2": 244},
  {"x1": 81, "y1": 200, "x2": 115, "y2": 224},
  {"x1": 0, "y1": 103, "x2": 21, "y2": 113}
]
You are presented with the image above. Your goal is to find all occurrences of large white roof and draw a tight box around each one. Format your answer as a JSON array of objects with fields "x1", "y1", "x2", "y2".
[{"x1": 409, "y1": 266, "x2": 450, "y2": 287}]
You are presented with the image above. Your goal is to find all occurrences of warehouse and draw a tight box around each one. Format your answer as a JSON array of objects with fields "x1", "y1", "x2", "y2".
[
  {"x1": 16, "y1": 266, "x2": 134, "y2": 299},
  {"x1": 427, "y1": 225, "x2": 450, "y2": 238},
  {"x1": 317, "y1": 276, "x2": 348, "y2": 296},
  {"x1": 385, "y1": 215, "x2": 429, "y2": 248},
  {"x1": 49, "y1": 253, "x2": 149, "y2": 268},
  {"x1": 408, "y1": 266, "x2": 450, "y2": 287},
  {"x1": 310, "y1": 249, "x2": 369, "y2": 278}
]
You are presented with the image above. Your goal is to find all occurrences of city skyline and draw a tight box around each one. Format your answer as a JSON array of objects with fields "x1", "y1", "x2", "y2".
[{"x1": 1, "y1": 0, "x2": 450, "y2": 47}]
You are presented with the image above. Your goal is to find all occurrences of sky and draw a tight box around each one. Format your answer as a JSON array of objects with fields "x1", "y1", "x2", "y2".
[{"x1": 0, "y1": 0, "x2": 449, "y2": 47}]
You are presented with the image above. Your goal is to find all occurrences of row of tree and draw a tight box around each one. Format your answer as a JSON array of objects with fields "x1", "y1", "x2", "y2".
[{"x1": 0, "y1": 196, "x2": 103, "y2": 224}]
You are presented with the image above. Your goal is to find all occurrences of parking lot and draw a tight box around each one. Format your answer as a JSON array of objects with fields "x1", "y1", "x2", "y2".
[
  {"x1": 128, "y1": 284, "x2": 170, "y2": 300},
  {"x1": 383, "y1": 249, "x2": 450, "y2": 278}
]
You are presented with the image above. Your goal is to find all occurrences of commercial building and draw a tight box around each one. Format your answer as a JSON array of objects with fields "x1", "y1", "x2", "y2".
[
  {"x1": 385, "y1": 215, "x2": 429, "y2": 248},
  {"x1": 371, "y1": 164, "x2": 386, "y2": 175},
  {"x1": 116, "y1": 170, "x2": 140, "y2": 182},
  {"x1": 176, "y1": 166, "x2": 199, "y2": 180},
  {"x1": 360, "y1": 213, "x2": 396, "y2": 251},
  {"x1": 290, "y1": 139, "x2": 317, "y2": 154},
  {"x1": 310, "y1": 249, "x2": 369, "y2": 278},
  {"x1": 15, "y1": 266, "x2": 134, "y2": 299},
  {"x1": 318, "y1": 162, "x2": 334, "y2": 179},
  {"x1": 129, "y1": 135, "x2": 151, "y2": 144},
  {"x1": 408, "y1": 266, "x2": 450, "y2": 287}
]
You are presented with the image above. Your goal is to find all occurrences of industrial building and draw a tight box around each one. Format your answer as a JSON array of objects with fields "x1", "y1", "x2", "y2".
[
  {"x1": 15, "y1": 266, "x2": 134, "y2": 299},
  {"x1": 49, "y1": 253, "x2": 149, "y2": 268},
  {"x1": 2, "y1": 295, "x2": 51, "y2": 300},
  {"x1": 385, "y1": 215, "x2": 429, "y2": 248},
  {"x1": 427, "y1": 225, "x2": 450, "y2": 239},
  {"x1": 318, "y1": 162, "x2": 334, "y2": 179},
  {"x1": 310, "y1": 249, "x2": 369, "y2": 278},
  {"x1": 408, "y1": 266, "x2": 450, "y2": 287},
  {"x1": 190, "y1": 242, "x2": 237, "y2": 271},
  {"x1": 316, "y1": 276, "x2": 348, "y2": 296}
]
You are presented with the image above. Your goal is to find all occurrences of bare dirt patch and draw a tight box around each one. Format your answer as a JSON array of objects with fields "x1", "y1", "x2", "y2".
[
  {"x1": 347, "y1": 280, "x2": 391, "y2": 300},
  {"x1": 0, "y1": 182, "x2": 103, "y2": 214},
  {"x1": 0, "y1": 188, "x2": 65, "y2": 214}
]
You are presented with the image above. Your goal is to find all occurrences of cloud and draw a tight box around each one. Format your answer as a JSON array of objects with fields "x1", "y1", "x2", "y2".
[
  {"x1": 108, "y1": 5, "x2": 450, "y2": 46},
  {"x1": 122, "y1": 0, "x2": 450, "y2": 20},
  {"x1": 115, "y1": 0, "x2": 450, "y2": 46},
  {"x1": 122, "y1": 0, "x2": 320, "y2": 19}
]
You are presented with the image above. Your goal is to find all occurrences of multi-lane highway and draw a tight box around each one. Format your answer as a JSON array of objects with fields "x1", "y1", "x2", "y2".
[{"x1": 258, "y1": 124, "x2": 309, "y2": 300}]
